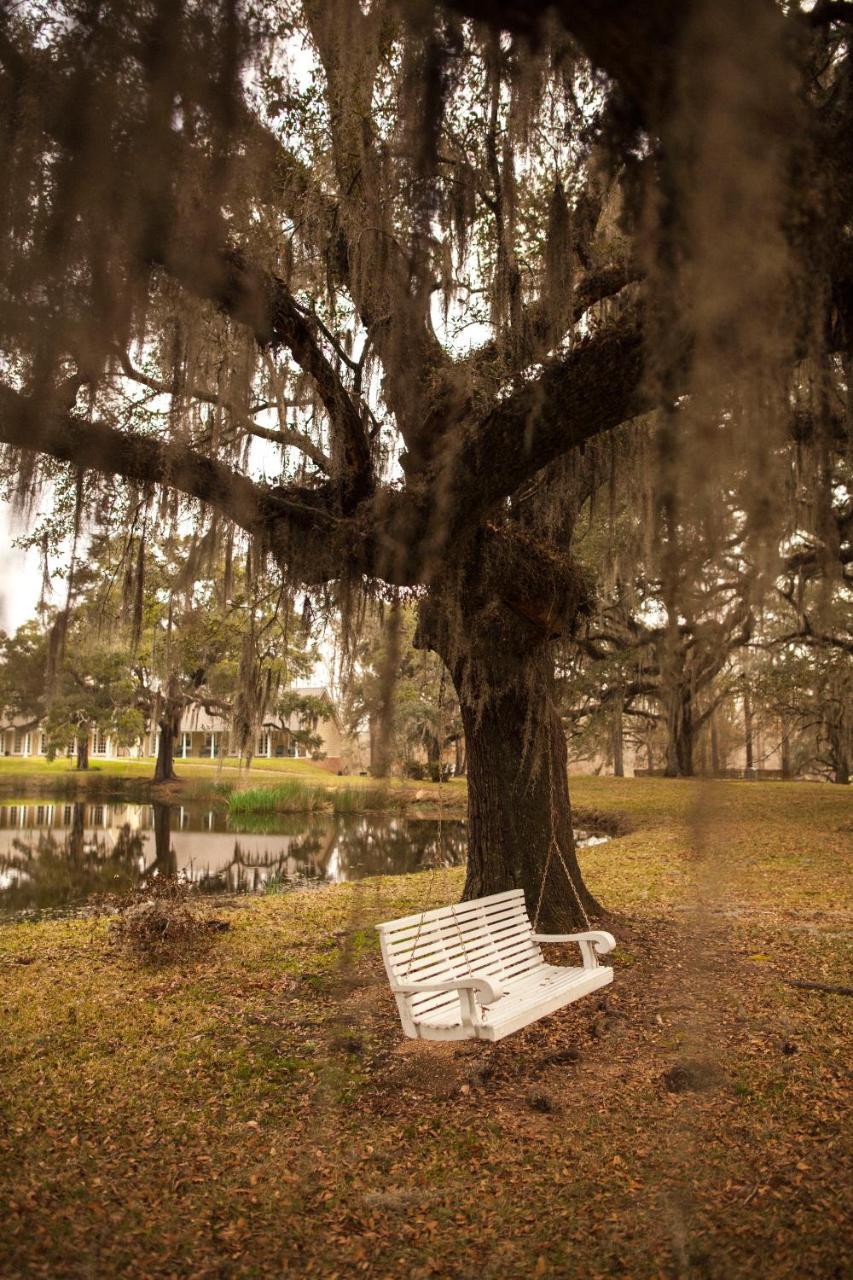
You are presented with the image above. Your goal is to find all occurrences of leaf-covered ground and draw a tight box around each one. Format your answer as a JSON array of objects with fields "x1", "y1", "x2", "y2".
[{"x1": 1, "y1": 780, "x2": 850, "y2": 1278}]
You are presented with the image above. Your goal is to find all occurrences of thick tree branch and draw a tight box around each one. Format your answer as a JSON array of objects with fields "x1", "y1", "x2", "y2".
[
  {"x1": 113, "y1": 350, "x2": 330, "y2": 472},
  {"x1": 437, "y1": 316, "x2": 648, "y2": 541},
  {"x1": 144, "y1": 239, "x2": 372, "y2": 504},
  {"x1": 0, "y1": 382, "x2": 344, "y2": 562},
  {"x1": 462, "y1": 261, "x2": 641, "y2": 386}
]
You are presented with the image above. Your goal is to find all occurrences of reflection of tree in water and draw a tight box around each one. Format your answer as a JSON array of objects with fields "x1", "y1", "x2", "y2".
[
  {"x1": 193, "y1": 821, "x2": 336, "y2": 894},
  {"x1": 0, "y1": 803, "x2": 146, "y2": 915},
  {"x1": 329, "y1": 817, "x2": 467, "y2": 879},
  {"x1": 191, "y1": 815, "x2": 467, "y2": 893},
  {"x1": 0, "y1": 802, "x2": 470, "y2": 911},
  {"x1": 151, "y1": 802, "x2": 177, "y2": 877}
]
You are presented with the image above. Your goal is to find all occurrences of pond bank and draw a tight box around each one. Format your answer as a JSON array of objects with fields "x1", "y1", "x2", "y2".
[{"x1": 0, "y1": 757, "x2": 468, "y2": 811}]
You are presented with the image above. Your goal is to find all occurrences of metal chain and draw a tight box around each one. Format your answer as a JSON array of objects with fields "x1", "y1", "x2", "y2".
[{"x1": 532, "y1": 836, "x2": 557, "y2": 931}]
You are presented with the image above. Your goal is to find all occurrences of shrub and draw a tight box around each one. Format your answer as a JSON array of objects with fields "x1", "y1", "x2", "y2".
[
  {"x1": 110, "y1": 876, "x2": 219, "y2": 965},
  {"x1": 403, "y1": 762, "x2": 453, "y2": 782}
]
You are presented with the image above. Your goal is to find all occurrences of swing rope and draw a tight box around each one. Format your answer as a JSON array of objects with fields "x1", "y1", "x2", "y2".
[
  {"x1": 404, "y1": 663, "x2": 456, "y2": 977},
  {"x1": 532, "y1": 717, "x2": 592, "y2": 933}
]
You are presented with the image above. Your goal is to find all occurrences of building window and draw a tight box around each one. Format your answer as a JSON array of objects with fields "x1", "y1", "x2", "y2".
[
  {"x1": 38, "y1": 733, "x2": 47, "y2": 755},
  {"x1": 94, "y1": 731, "x2": 108, "y2": 755},
  {"x1": 258, "y1": 732, "x2": 270, "y2": 757}
]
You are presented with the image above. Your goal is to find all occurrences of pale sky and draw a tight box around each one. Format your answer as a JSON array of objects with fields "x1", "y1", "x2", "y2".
[{"x1": 0, "y1": 503, "x2": 44, "y2": 633}]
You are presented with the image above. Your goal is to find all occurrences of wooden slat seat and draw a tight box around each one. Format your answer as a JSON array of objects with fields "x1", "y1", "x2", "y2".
[{"x1": 377, "y1": 888, "x2": 616, "y2": 1042}]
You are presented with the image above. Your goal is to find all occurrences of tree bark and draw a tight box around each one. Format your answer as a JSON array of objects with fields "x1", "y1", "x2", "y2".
[
  {"x1": 826, "y1": 717, "x2": 850, "y2": 785},
  {"x1": 368, "y1": 712, "x2": 380, "y2": 775},
  {"x1": 454, "y1": 735, "x2": 467, "y2": 777},
  {"x1": 612, "y1": 710, "x2": 625, "y2": 777},
  {"x1": 780, "y1": 727, "x2": 792, "y2": 780},
  {"x1": 75, "y1": 732, "x2": 89, "y2": 771},
  {"x1": 710, "y1": 712, "x2": 721, "y2": 775},
  {"x1": 419, "y1": 598, "x2": 601, "y2": 931},
  {"x1": 744, "y1": 687, "x2": 754, "y2": 775},
  {"x1": 664, "y1": 688, "x2": 694, "y2": 777},
  {"x1": 153, "y1": 701, "x2": 182, "y2": 784}
]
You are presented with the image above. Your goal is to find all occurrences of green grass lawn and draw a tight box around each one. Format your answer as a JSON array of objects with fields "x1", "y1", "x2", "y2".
[
  {"x1": 0, "y1": 753, "x2": 344, "y2": 783},
  {"x1": 1, "y1": 779, "x2": 850, "y2": 1278},
  {"x1": 0, "y1": 753, "x2": 469, "y2": 807}
]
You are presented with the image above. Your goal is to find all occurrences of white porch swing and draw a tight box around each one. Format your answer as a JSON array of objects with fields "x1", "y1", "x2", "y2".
[{"x1": 377, "y1": 830, "x2": 616, "y2": 1042}]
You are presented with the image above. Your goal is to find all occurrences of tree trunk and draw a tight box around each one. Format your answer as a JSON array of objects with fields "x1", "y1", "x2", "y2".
[
  {"x1": 744, "y1": 687, "x2": 754, "y2": 775},
  {"x1": 780, "y1": 728, "x2": 792, "y2": 780},
  {"x1": 75, "y1": 732, "x2": 89, "y2": 771},
  {"x1": 454, "y1": 734, "x2": 467, "y2": 777},
  {"x1": 612, "y1": 710, "x2": 624, "y2": 777},
  {"x1": 153, "y1": 705, "x2": 181, "y2": 783},
  {"x1": 826, "y1": 716, "x2": 850, "y2": 785},
  {"x1": 418, "y1": 600, "x2": 601, "y2": 931},
  {"x1": 664, "y1": 688, "x2": 694, "y2": 777},
  {"x1": 367, "y1": 712, "x2": 380, "y2": 774},
  {"x1": 710, "y1": 713, "x2": 721, "y2": 774}
]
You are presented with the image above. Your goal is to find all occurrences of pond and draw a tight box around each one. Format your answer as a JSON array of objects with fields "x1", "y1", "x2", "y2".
[{"x1": 0, "y1": 797, "x2": 606, "y2": 919}]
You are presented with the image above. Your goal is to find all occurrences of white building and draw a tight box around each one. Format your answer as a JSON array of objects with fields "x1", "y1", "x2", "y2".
[{"x1": 1, "y1": 687, "x2": 350, "y2": 771}]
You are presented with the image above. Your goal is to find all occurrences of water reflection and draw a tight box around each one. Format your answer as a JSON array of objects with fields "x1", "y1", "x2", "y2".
[{"x1": 0, "y1": 800, "x2": 468, "y2": 917}]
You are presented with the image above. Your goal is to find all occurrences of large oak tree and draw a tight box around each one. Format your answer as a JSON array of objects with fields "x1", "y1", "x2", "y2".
[{"x1": 0, "y1": 0, "x2": 850, "y2": 925}]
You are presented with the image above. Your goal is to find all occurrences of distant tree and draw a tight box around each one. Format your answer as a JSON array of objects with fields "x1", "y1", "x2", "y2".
[
  {"x1": 0, "y1": 618, "x2": 49, "y2": 739},
  {"x1": 259, "y1": 687, "x2": 328, "y2": 760},
  {"x1": 77, "y1": 532, "x2": 319, "y2": 781},
  {"x1": 42, "y1": 619, "x2": 143, "y2": 769},
  {"x1": 345, "y1": 606, "x2": 463, "y2": 777},
  {"x1": 561, "y1": 545, "x2": 755, "y2": 777},
  {"x1": 0, "y1": 528, "x2": 319, "y2": 778},
  {"x1": 751, "y1": 536, "x2": 852, "y2": 783}
]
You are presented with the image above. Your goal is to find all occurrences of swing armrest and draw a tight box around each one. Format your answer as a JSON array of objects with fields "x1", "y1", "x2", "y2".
[
  {"x1": 531, "y1": 930, "x2": 616, "y2": 968},
  {"x1": 392, "y1": 973, "x2": 503, "y2": 1003}
]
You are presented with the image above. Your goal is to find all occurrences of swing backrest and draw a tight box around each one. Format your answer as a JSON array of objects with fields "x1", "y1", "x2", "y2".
[{"x1": 377, "y1": 888, "x2": 546, "y2": 1037}]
